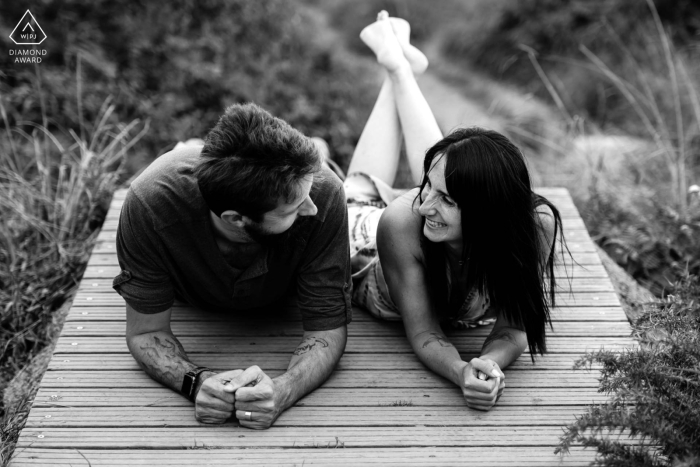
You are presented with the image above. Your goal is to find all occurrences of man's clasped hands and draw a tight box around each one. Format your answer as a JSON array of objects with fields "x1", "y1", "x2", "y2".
[{"x1": 195, "y1": 366, "x2": 278, "y2": 429}]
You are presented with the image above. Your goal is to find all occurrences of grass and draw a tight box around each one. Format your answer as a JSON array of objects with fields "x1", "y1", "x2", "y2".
[
  {"x1": 509, "y1": 0, "x2": 700, "y2": 296},
  {"x1": 0, "y1": 89, "x2": 146, "y2": 464},
  {"x1": 379, "y1": 400, "x2": 414, "y2": 407}
]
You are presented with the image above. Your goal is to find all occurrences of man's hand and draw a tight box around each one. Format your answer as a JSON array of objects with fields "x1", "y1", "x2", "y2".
[
  {"x1": 460, "y1": 357, "x2": 505, "y2": 411},
  {"x1": 226, "y1": 366, "x2": 282, "y2": 430},
  {"x1": 194, "y1": 369, "x2": 244, "y2": 424}
]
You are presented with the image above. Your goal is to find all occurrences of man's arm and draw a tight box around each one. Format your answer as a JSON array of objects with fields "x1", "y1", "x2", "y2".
[
  {"x1": 125, "y1": 303, "x2": 242, "y2": 424},
  {"x1": 226, "y1": 325, "x2": 347, "y2": 429}
]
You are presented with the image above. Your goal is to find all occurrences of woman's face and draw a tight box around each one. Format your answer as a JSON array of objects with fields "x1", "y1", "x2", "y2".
[{"x1": 418, "y1": 156, "x2": 463, "y2": 250}]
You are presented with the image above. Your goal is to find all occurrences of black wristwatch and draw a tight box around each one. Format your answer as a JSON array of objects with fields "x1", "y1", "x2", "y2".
[{"x1": 181, "y1": 366, "x2": 210, "y2": 402}]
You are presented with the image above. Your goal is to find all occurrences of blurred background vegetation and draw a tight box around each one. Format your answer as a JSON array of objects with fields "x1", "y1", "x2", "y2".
[
  {"x1": 0, "y1": 0, "x2": 378, "y2": 173},
  {"x1": 1, "y1": 0, "x2": 699, "y2": 464}
]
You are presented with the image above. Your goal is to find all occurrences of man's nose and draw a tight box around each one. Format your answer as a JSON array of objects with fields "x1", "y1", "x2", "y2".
[{"x1": 299, "y1": 197, "x2": 318, "y2": 217}]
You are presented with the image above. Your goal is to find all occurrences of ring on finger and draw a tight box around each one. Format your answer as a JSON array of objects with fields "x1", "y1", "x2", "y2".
[{"x1": 244, "y1": 411, "x2": 253, "y2": 422}]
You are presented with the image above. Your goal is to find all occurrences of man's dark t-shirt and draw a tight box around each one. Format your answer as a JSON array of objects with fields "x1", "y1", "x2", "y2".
[{"x1": 113, "y1": 146, "x2": 352, "y2": 331}]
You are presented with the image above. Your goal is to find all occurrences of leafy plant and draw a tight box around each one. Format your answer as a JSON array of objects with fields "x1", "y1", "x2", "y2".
[{"x1": 556, "y1": 275, "x2": 700, "y2": 466}]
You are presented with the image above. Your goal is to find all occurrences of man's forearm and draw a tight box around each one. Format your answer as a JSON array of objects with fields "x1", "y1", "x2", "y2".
[
  {"x1": 479, "y1": 326, "x2": 528, "y2": 369},
  {"x1": 273, "y1": 326, "x2": 347, "y2": 411},
  {"x1": 127, "y1": 331, "x2": 197, "y2": 392}
]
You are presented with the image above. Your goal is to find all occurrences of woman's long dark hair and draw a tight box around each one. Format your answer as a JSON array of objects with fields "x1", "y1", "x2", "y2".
[{"x1": 418, "y1": 127, "x2": 564, "y2": 358}]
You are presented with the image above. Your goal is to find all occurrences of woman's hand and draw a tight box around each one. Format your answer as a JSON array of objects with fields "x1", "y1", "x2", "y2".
[{"x1": 460, "y1": 358, "x2": 505, "y2": 410}]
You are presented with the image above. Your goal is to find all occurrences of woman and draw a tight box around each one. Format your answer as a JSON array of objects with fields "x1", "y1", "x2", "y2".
[{"x1": 338, "y1": 12, "x2": 564, "y2": 411}]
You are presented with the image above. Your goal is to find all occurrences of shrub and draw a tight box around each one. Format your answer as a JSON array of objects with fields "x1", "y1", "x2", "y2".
[
  {"x1": 557, "y1": 274, "x2": 700, "y2": 466},
  {"x1": 581, "y1": 181, "x2": 700, "y2": 297}
]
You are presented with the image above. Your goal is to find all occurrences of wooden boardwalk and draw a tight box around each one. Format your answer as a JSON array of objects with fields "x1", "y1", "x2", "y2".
[{"x1": 11, "y1": 187, "x2": 635, "y2": 466}]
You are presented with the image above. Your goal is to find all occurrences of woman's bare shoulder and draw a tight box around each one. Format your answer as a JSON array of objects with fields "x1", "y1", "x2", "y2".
[
  {"x1": 378, "y1": 188, "x2": 423, "y2": 256},
  {"x1": 382, "y1": 188, "x2": 421, "y2": 230}
]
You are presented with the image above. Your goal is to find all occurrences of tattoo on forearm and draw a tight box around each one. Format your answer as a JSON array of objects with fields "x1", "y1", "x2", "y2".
[
  {"x1": 138, "y1": 334, "x2": 191, "y2": 385},
  {"x1": 482, "y1": 328, "x2": 518, "y2": 350},
  {"x1": 293, "y1": 336, "x2": 329, "y2": 355},
  {"x1": 421, "y1": 333, "x2": 453, "y2": 349}
]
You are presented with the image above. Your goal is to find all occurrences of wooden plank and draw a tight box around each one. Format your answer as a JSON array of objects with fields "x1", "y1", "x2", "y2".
[
  {"x1": 51, "y1": 336, "x2": 636, "y2": 354},
  {"x1": 62, "y1": 305, "x2": 630, "y2": 322},
  {"x1": 95, "y1": 230, "x2": 600, "y2": 253},
  {"x1": 66, "y1": 291, "x2": 622, "y2": 308},
  {"x1": 37, "y1": 369, "x2": 602, "y2": 389},
  {"x1": 14, "y1": 426, "x2": 604, "y2": 449},
  {"x1": 16, "y1": 426, "x2": 637, "y2": 449},
  {"x1": 57, "y1": 320, "x2": 632, "y2": 338},
  {"x1": 10, "y1": 447, "x2": 597, "y2": 466},
  {"x1": 24, "y1": 406, "x2": 596, "y2": 428},
  {"x1": 47, "y1": 353, "x2": 602, "y2": 371},
  {"x1": 82, "y1": 263, "x2": 612, "y2": 279},
  {"x1": 83, "y1": 250, "x2": 606, "y2": 267},
  {"x1": 33, "y1": 387, "x2": 608, "y2": 408},
  {"x1": 77, "y1": 276, "x2": 619, "y2": 293}
]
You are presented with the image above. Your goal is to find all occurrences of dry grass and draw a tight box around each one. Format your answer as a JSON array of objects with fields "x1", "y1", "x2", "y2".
[
  {"x1": 509, "y1": 0, "x2": 700, "y2": 295},
  {"x1": 0, "y1": 86, "x2": 147, "y2": 464}
]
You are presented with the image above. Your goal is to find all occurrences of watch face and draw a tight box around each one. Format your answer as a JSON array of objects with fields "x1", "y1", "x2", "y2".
[
  {"x1": 182, "y1": 372, "x2": 196, "y2": 400},
  {"x1": 182, "y1": 368, "x2": 208, "y2": 402}
]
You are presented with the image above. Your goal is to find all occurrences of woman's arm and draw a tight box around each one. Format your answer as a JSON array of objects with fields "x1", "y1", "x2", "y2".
[
  {"x1": 377, "y1": 197, "x2": 501, "y2": 410},
  {"x1": 378, "y1": 196, "x2": 462, "y2": 382},
  {"x1": 479, "y1": 319, "x2": 528, "y2": 370}
]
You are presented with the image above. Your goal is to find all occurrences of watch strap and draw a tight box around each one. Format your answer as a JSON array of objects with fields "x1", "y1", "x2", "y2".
[{"x1": 181, "y1": 366, "x2": 210, "y2": 402}]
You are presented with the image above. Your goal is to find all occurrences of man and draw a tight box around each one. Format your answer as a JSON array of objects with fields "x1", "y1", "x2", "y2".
[{"x1": 113, "y1": 103, "x2": 352, "y2": 429}]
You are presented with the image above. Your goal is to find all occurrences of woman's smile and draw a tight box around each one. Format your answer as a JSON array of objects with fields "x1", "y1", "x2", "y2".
[{"x1": 425, "y1": 217, "x2": 447, "y2": 229}]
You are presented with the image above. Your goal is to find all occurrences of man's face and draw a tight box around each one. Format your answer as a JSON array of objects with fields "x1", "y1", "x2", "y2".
[{"x1": 243, "y1": 174, "x2": 317, "y2": 244}]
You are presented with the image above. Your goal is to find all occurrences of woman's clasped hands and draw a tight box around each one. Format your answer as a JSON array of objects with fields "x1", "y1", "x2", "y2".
[{"x1": 460, "y1": 358, "x2": 505, "y2": 410}]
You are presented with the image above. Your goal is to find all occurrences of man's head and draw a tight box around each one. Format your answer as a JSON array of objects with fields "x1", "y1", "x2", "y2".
[{"x1": 195, "y1": 103, "x2": 321, "y2": 238}]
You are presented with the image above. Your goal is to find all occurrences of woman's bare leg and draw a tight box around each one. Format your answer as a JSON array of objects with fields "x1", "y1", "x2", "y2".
[
  {"x1": 359, "y1": 12, "x2": 442, "y2": 185},
  {"x1": 346, "y1": 76, "x2": 402, "y2": 186},
  {"x1": 389, "y1": 66, "x2": 443, "y2": 184}
]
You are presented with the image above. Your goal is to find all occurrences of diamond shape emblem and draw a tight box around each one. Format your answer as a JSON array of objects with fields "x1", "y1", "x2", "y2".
[{"x1": 9, "y1": 10, "x2": 47, "y2": 46}]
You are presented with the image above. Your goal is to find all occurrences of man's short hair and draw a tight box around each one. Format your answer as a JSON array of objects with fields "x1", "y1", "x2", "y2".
[{"x1": 195, "y1": 103, "x2": 321, "y2": 222}]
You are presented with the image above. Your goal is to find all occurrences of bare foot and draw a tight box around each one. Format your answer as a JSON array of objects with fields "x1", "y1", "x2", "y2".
[
  {"x1": 359, "y1": 10, "x2": 409, "y2": 72},
  {"x1": 389, "y1": 18, "x2": 428, "y2": 74}
]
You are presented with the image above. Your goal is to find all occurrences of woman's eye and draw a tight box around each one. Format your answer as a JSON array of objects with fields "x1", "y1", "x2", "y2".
[{"x1": 442, "y1": 196, "x2": 455, "y2": 206}]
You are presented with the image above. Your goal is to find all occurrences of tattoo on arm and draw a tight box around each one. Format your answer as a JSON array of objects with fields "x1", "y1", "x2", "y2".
[
  {"x1": 421, "y1": 333, "x2": 454, "y2": 349},
  {"x1": 293, "y1": 336, "x2": 329, "y2": 356},
  {"x1": 481, "y1": 328, "x2": 519, "y2": 351},
  {"x1": 137, "y1": 334, "x2": 191, "y2": 385}
]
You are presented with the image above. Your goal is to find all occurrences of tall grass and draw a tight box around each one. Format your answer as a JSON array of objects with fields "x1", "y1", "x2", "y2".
[
  {"x1": 0, "y1": 90, "x2": 147, "y2": 464},
  {"x1": 575, "y1": 0, "x2": 700, "y2": 222},
  {"x1": 514, "y1": 0, "x2": 700, "y2": 295}
]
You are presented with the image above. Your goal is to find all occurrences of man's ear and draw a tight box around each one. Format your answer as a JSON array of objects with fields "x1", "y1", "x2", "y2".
[{"x1": 219, "y1": 210, "x2": 247, "y2": 227}]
